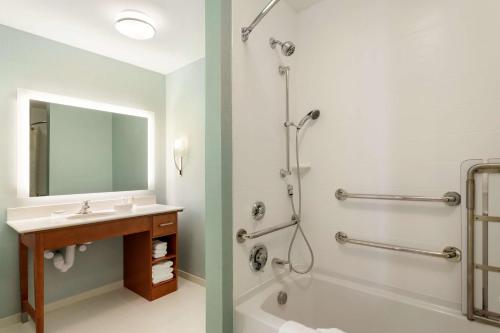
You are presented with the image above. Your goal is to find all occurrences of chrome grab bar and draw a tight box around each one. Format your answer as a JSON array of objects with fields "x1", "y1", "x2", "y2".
[
  {"x1": 236, "y1": 220, "x2": 298, "y2": 243},
  {"x1": 335, "y1": 232, "x2": 461, "y2": 262},
  {"x1": 335, "y1": 188, "x2": 461, "y2": 206},
  {"x1": 241, "y1": 0, "x2": 281, "y2": 42},
  {"x1": 466, "y1": 163, "x2": 500, "y2": 327}
]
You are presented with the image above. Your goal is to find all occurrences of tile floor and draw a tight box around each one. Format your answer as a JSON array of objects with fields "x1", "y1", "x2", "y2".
[{"x1": 0, "y1": 278, "x2": 205, "y2": 333}]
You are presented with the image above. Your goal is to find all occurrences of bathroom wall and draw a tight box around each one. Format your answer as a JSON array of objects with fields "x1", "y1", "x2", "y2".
[
  {"x1": 165, "y1": 58, "x2": 206, "y2": 279},
  {"x1": 0, "y1": 24, "x2": 166, "y2": 318},
  {"x1": 232, "y1": 0, "x2": 298, "y2": 297},
  {"x1": 294, "y1": 0, "x2": 500, "y2": 307},
  {"x1": 232, "y1": 0, "x2": 500, "y2": 310},
  {"x1": 49, "y1": 104, "x2": 113, "y2": 195}
]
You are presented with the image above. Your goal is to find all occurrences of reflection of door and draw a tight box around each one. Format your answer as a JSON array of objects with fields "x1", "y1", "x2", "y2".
[
  {"x1": 464, "y1": 160, "x2": 500, "y2": 328},
  {"x1": 30, "y1": 102, "x2": 50, "y2": 197}
]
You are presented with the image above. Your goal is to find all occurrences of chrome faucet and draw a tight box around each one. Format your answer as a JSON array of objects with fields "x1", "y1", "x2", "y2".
[
  {"x1": 78, "y1": 201, "x2": 91, "y2": 215},
  {"x1": 272, "y1": 258, "x2": 291, "y2": 271}
]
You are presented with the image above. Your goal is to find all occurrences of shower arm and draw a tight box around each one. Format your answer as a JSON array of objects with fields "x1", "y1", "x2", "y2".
[{"x1": 241, "y1": 0, "x2": 281, "y2": 42}]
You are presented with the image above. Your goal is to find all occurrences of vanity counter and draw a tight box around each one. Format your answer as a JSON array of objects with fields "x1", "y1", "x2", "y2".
[
  {"x1": 12, "y1": 202, "x2": 183, "y2": 333},
  {"x1": 7, "y1": 204, "x2": 183, "y2": 233}
]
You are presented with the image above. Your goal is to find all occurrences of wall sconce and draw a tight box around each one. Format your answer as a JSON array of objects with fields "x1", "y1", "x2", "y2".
[{"x1": 173, "y1": 138, "x2": 187, "y2": 176}]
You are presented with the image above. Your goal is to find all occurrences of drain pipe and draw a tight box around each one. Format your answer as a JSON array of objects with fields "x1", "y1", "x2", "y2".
[{"x1": 53, "y1": 245, "x2": 76, "y2": 273}]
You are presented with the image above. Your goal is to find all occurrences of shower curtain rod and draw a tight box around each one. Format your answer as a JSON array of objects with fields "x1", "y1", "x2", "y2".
[{"x1": 241, "y1": 0, "x2": 281, "y2": 42}]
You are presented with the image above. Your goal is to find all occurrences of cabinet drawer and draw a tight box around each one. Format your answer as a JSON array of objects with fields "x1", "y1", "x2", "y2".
[{"x1": 152, "y1": 214, "x2": 177, "y2": 237}]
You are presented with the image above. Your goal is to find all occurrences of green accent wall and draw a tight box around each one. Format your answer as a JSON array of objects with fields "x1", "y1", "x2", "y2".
[
  {"x1": 165, "y1": 58, "x2": 206, "y2": 279},
  {"x1": 205, "y1": 0, "x2": 233, "y2": 331},
  {"x1": 0, "y1": 24, "x2": 165, "y2": 318}
]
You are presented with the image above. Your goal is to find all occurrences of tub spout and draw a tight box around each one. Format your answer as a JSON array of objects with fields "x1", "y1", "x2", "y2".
[
  {"x1": 272, "y1": 258, "x2": 290, "y2": 270},
  {"x1": 53, "y1": 245, "x2": 76, "y2": 272}
]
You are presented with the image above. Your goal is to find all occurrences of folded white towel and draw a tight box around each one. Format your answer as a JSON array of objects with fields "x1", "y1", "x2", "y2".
[
  {"x1": 152, "y1": 249, "x2": 167, "y2": 258},
  {"x1": 153, "y1": 261, "x2": 173, "y2": 272},
  {"x1": 279, "y1": 321, "x2": 346, "y2": 333},
  {"x1": 152, "y1": 240, "x2": 167, "y2": 250},
  {"x1": 153, "y1": 249, "x2": 167, "y2": 254},
  {"x1": 152, "y1": 272, "x2": 174, "y2": 284},
  {"x1": 153, "y1": 267, "x2": 173, "y2": 275}
]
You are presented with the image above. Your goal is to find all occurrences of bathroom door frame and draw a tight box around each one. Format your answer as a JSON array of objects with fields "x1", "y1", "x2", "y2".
[{"x1": 205, "y1": 0, "x2": 233, "y2": 332}]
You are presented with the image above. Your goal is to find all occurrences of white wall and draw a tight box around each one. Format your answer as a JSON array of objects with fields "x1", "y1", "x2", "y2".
[
  {"x1": 233, "y1": 0, "x2": 500, "y2": 310},
  {"x1": 165, "y1": 58, "x2": 206, "y2": 278},
  {"x1": 232, "y1": 0, "x2": 298, "y2": 298}
]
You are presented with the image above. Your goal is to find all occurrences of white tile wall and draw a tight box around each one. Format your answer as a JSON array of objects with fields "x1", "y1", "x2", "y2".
[{"x1": 233, "y1": 0, "x2": 500, "y2": 308}]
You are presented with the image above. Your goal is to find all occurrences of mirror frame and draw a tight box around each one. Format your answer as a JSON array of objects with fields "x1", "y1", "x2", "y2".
[{"x1": 17, "y1": 89, "x2": 155, "y2": 199}]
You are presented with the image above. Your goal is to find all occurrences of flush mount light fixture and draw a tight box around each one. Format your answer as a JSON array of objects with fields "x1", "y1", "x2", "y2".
[{"x1": 115, "y1": 10, "x2": 156, "y2": 40}]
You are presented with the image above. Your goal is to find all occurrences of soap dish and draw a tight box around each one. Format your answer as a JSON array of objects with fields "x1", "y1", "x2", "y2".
[{"x1": 114, "y1": 203, "x2": 133, "y2": 212}]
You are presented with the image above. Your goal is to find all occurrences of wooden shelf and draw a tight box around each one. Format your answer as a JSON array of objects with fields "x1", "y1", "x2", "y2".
[
  {"x1": 152, "y1": 254, "x2": 176, "y2": 264},
  {"x1": 125, "y1": 212, "x2": 179, "y2": 301},
  {"x1": 152, "y1": 275, "x2": 175, "y2": 287},
  {"x1": 152, "y1": 233, "x2": 175, "y2": 239}
]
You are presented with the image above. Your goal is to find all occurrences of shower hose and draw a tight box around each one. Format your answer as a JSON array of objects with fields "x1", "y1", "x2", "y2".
[{"x1": 286, "y1": 127, "x2": 315, "y2": 274}]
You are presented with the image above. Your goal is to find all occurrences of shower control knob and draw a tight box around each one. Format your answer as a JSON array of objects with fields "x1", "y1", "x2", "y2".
[
  {"x1": 251, "y1": 201, "x2": 266, "y2": 220},
  {"x1": 249, "y1": 244, "x2": 268, "y2": 272}
]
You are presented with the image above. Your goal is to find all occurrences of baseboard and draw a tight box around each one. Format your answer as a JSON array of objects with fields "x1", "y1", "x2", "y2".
[
  {"x1": 178, "y1": 270, "x2": 206, "y2": 287},
  {"x1": 0, "y1": 280, "x2": 123, "y2": 329}
]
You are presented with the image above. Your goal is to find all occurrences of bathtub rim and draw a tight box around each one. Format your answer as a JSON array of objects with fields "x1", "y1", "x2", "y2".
[{"x1": 235, "y1": 270, "x2": 468, "y2": 331}]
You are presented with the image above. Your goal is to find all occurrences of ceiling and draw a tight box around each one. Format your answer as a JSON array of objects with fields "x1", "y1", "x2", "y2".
[
  {"x1": 0, "y1": 0, "x2": 205, "y2": 74},
  {"x1": 286, "y1": 0, "x2": 325, "y2": 12}
]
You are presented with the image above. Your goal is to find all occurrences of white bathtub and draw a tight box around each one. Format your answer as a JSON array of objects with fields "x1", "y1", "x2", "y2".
[{"x1": 235, "y1": 272, "x2": 498, "y2": 333}]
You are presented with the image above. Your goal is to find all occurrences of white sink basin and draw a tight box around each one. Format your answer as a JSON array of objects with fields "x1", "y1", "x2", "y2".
[{"x1": 65, "y1": 211, "x2": 116, "y2": 220}]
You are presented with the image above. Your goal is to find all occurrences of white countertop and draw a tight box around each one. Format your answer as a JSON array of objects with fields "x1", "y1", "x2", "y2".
[{"x1": 7, "y1": 204, "x2": 183, "y2": 234}]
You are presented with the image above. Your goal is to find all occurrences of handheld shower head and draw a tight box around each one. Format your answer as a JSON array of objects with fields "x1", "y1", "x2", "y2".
[
  {"x1": 270, "y1": 37, "x2": 296, "y2": 56},
  {"x1": 297, "y1": 110, "x2": 321, "y2": 129}
]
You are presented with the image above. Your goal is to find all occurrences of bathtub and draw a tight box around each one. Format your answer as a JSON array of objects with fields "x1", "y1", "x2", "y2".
[{"x1": 235, "y1": 272, "x2": 497, "y2": 333}]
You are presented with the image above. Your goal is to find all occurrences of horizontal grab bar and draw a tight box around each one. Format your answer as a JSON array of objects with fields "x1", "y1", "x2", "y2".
[
  {"x1": 335, "y1": 232, "x2": 461, "y2": 262},
  {"x1": 474, "y1": 215, "x2": 500, "y2": 223},
  {"x1": 335, "y1": 188, "x2": 461, "y2": 206},
  {"x1": 236, "y1": 220, "x2": 298, "y2": 243}
]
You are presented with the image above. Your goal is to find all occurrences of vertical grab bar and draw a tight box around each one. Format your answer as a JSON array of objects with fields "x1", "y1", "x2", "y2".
[{"x1": 466, "y1": 163, "x2": 500, "y2": 328}]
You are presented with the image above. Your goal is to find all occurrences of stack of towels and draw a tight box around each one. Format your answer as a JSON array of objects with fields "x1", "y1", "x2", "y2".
[
  {"x1": 279, "y1": 321, "x2": 346, "y2": 333},
  {"x1": 152, "y1": 260, "x2": 174, "y2": 284},
  {"x1": 152, "y1": 240, "x2": 167, "y2": 259}
]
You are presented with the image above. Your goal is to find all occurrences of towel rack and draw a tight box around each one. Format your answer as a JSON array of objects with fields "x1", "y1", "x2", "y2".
[
  {"x1": 335, "y1": 232, "x2": 461, "y2": 262},
  {"x1": 335, "y1": 188, "x2": 461, "y2": 206}
]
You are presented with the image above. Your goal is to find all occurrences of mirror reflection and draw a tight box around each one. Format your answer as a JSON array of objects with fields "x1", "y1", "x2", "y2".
[{"x1": 29, "y1": 100, "x2": 148, "y2": 197}]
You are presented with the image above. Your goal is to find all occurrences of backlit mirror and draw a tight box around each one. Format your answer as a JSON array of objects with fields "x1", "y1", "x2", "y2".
[{"x1": 19, "y1": 90, "x2": 154, "y2": 197}]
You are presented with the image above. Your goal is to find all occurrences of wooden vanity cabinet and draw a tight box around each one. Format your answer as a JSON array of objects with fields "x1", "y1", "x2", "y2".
[
  {"x1": 124, "y1": 213, "x2": 178, "y2": 301},
  {"x1": 19, "y1": 210, "x2": 180, "y2": 333}
]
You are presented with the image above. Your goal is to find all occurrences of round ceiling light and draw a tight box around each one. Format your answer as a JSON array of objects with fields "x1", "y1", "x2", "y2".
[{"x1": 115, "y1": 10, "x2": 156, "y2": 40}]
